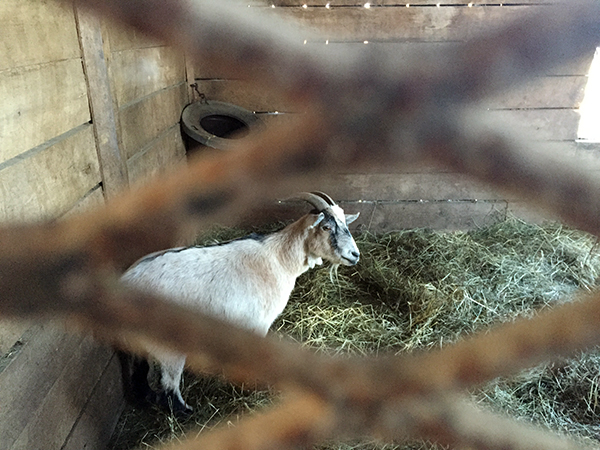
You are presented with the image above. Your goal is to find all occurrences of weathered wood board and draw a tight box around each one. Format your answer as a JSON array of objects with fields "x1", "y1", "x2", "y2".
[
  {"x1": 243, "y1": 198, "x2": 508, "y2": 231},
  {"x1": 76, "y1": 7, "x2": 129, "y2": 199},
  {"x1": 194, "y1": 41, "x2": 593, "y2": 80},
  {"x1": 249, "y1": 1, "x2": 556, "y2": 5},
  {"x1": 0, "y1": 125, "x2": 101, "y2": 223},
  {"x1": 110, "y1": 46, "x2": 187, "y2": 108},
  {"x1": 347, "y1": 199, "x2": 509, "y2": 231},
  {"x1": 572, "y1": 143, "x2": 600, "y2": 171},
  {"x1": 119, "y1": 82, "x2": 189, "y2": 160},
  {"x1": 0, "y1": 321, "x2": 30, "y2": 358},
  {"x1": 61, "y1": 185, "x2": 105, "y2": 219},
  {"x1": 7, "y1": 336, "x2": 114, "y2": 450},
  {"x1": 227, "y1": 105, "x2": 583, "y2": 146},
  {"x1": 193, "y1": 79, "x2": 288, "y2": 112},
  {"x1": 194, "y1": 76, "x2": 586, "y2": 111},
  {"x1": 485, "y1": 76, "x2": 587, "y2": 110},
  {"x1": 269, "y1": 5, "x2": 541, "y2": 42},
  {"x1": 0, "y1": 324, "x2": 83, "y2": 450},
  {"x1": 127, "y1": 125, "x2": 187, "y2": 185},
  {"x1": 62, "y1": 355, "x2": 124, "y2": 450},
  {"x1": 104, "y1": 17, "x2": 165, "y2": 53},
  {"x1": 321, "y1": 173, "x2": 502, "y2": 202},
  {"x1": 0, "y1": 59, "x2": 91, "y2": 164},
  {"x1": 103, "y1": 16, "x2": 190, "y2": 186},
  {"x1": 0, "y1": 0, "x2": 81, "y2": 71},
  {"x1": 508, "y1": 200, "x2": 563, "y2": 225},
  {"x1": 488, "y1": 109, "x2": 581, "y2": 142}
]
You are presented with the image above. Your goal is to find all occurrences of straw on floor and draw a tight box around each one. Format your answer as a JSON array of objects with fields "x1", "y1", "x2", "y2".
[{"x1": 108, "y1": 216, "x2": 600, "y2": 450}]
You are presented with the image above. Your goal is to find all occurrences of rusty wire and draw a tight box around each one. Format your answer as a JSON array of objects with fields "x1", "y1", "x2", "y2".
[{"x1": 2, "y1": 0, "x2": 600, "y2": 449}]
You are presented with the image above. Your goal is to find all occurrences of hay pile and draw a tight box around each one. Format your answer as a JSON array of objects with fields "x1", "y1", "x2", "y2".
[{"x1": 108, "y1": 216, "x2": 600, "y2": 449}]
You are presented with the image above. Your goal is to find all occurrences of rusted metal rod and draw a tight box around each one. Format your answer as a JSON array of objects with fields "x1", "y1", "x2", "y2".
[{"x1": 1, "y1": 1, "x2": 600, "y2": 450}]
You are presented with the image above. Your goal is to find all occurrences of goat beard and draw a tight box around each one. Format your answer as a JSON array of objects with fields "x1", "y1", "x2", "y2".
[{"x1": 329, "y1": 264, "x2": 340, "y2": 284}]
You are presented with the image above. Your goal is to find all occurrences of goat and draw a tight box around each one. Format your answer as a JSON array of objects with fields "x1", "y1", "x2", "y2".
[{"x1": 119, "y1": 192, "x2": 360, "y2": 413}]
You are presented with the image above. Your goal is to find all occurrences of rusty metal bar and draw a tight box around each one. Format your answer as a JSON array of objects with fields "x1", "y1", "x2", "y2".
[{"x1": 1, "y1": 1, "x2": 600, "y2": 450}]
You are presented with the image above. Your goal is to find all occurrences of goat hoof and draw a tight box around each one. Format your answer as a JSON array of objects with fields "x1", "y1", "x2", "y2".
[
  {"x1": 171, "y1": 400, "x2": 194, "y2": 417},
  {"x1": 157, "y1": 391, "x2": 193, "y2": 416}
]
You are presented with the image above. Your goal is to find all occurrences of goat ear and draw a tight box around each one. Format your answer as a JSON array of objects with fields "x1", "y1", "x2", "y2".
[
  {"x1": 345, "y1": 212, "x2": 360, "y2": 224},
  {"x1": 309, "y1": 212, "x2": 325, "y2": 228}
]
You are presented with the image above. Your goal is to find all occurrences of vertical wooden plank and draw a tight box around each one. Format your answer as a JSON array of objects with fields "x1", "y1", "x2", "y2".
[
  {"x1": 62, "y1": 355, "x2": 125, "y2": 450},
  {"x1": 75, "y1": 6, "x2": 129, "y2": 199},
  {"x1": 8, "y1": 337, "x2": 114, "y2": 450},
  {"x1": 185, "y1": 52, "x2": 199, "y2": 103},
  {"x1": 0, "y1": 324, "x2": 84, "y2": 450}
]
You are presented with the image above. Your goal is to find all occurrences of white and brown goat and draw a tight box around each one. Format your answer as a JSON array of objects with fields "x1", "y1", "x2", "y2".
[{"x1": 119, "y1": 192, "x2": 360, "y2": 413}]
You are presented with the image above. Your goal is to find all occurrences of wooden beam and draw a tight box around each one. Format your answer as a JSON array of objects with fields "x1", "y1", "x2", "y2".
[
  {"x1": 195, "y1": 42, "x2": 593, "y2": 78},
  {"x1": 185, "y1": 52, "x2": 199, "y2": 103},
  {"x1": 348, "y1": 199, "x2": 509, "y2": 231},
  {"x1": 250, "y1": 1, "x2": 557, "y2": 5},
  {"x1": 269, "y1": 5, "x2": 542, "y2": 42},
  {"x1": 194, "y1": 75, "x2": 587, "y2": 111},
  {"x1": 320, "y1": 173, "x2": 502, "y2": 202},
  {"x1": 75, "y1": 6, "x2": 128, "y2": 199},
  {"x1": 241, "y1": 198, "x2": 508, "y2": 231}
]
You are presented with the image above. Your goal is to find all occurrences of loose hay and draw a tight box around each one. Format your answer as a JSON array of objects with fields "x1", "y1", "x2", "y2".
[{"x1": 108, "y1": 216, "x2": 600, "y2": 449}]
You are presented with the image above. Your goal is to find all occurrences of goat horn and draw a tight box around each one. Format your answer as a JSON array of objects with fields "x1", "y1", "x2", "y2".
[
  {"x1": 288, "y1": 192, "x2": 332, "y2": 211},
  {"x1": 311, "y1": 191, "x2": 336, "y2": 206}
]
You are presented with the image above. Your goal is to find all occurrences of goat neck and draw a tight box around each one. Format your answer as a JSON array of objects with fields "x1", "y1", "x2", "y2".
[{"x1": 268, "y1": 215, "x2": 321, "y2": 277}]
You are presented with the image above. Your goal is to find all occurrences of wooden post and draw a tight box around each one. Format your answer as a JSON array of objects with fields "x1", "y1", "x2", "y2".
[
  {"x1": 185, "y1": 51, "x2": 199, "y2": 103},
  {"x1": 71, "y1": 8, "x2": 126, "y2": 449},
  {"x1": 75, "y1": 6, "x2": 128, "y2": 199}
]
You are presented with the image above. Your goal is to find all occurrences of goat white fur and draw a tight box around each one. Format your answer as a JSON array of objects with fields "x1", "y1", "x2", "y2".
[{"x1": 120, "y1": 192, "x2": 360, "y2": 413}]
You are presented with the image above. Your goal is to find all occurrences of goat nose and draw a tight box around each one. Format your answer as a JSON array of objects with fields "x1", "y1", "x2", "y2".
[{"x1": 351, "y1": 251, "x2": 360, "y2": 258}]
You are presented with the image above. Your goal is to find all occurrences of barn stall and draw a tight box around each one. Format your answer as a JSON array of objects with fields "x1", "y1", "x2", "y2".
[
  {"x1": 1, "y1": 1, "x2": 600, "y2": 450},
  {"x1": 0, "y1": 1, "x2": 188, "y2": 448}
]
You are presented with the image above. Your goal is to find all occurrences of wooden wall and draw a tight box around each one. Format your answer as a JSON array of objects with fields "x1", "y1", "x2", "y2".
[
  {"x1": 0, "y1": 2, "x2": 191, "y2": 449},
  {"x1": 102, "y1": 20, "x2": 188, "y2": 186},
  {"x1": 0, "y1": 1, "x2": 598, "y2": 448},
  {"x1": 196, "y1": 0, "x2": 599, "y2": 232}
]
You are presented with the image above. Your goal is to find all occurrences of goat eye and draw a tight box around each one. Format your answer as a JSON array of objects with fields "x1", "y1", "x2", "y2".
[{"x1": 321, "y1": 225, "x2": 331, "y2": 231}]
